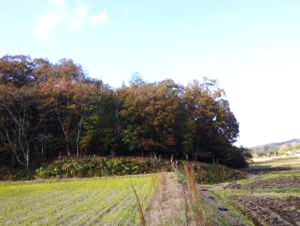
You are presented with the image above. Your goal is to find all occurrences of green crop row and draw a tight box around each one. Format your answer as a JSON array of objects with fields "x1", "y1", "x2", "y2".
[{"x1": 0, "y1": 175, "x2": 158, "y2": 226}]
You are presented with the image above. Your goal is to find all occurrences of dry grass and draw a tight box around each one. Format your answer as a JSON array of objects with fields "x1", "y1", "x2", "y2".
[
  {"x1": 144, "y1": 165, "x2": 208, "y2": 226},
  {"x1": 145, "y1": 172, "x2": 189, "y2": 226},
  {"x1": 183, "y1": 162, "x2": 208, "y2": 226}
]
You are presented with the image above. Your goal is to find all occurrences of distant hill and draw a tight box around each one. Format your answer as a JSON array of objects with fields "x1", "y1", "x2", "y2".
[{"x1": 252, "y1": 138, "x2": 300, "y2": 149}]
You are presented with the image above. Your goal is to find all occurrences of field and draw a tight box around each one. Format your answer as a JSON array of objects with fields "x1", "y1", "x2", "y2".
[
  {"x1": 199, "y1": 157, "x2": 300, "y2": 226},
  {"x1": 2, "y1": 158, "x2": 300, "y2": 226},
  {"x1": 0, "y1": 174, "x2": 159, "y2": 226}
]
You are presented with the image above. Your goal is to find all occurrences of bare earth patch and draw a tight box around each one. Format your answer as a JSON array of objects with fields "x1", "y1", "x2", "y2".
[
  {"x1": 243, "y1": 176, "x2": 300, "y2": 189},
  {"x1": 231, "y1": 195, "x2": 300, "y2": 226},
  {"x1": 225, "y1": 176, "x2": 300, "y2": 190},
  {"x1": 205, "y1": 159, "x2": 300, "y2": 225}
]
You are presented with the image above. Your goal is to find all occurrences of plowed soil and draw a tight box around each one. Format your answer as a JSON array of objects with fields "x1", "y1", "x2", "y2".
[
  {"x1": 231, "y1": 195, "x2": 300, "y2": 226},
  {"x1": 243, "y1": 176, "x2": 300, "y2": 189},
  {"x1": 226, "y1": 176, "x2": 300, "y2": 190}
]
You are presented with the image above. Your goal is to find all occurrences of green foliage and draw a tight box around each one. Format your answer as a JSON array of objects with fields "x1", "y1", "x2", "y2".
[
  {"x1": 190, "y1": 163, "x2": 246, "y2": 184},
  {"x1": 35, "y1": 157, "x2": 173, "y2": 179},
  {"x1": 129, "y1": 72, "x2": 146, "y2": 87},
  {"x1": 176, "y1": 170, "x2": 187, "y2": 185},
  {"x1": 0, "y1": 167, "x2": 35, "y2": 180},
  {"x1": 221, "y1": 146, "x2": 249, "y2": 168}
]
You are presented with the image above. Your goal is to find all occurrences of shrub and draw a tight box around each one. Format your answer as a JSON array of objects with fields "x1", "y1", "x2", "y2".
[
  {"x1": 221, "y1": 147, "x2": 249, "y2": 169},
  {"x1": 35, "y1": 157, "x2": 173, "y2": 179},
  {"x1": 190, "y1": 162, "x2": 245, "y2": 184}
]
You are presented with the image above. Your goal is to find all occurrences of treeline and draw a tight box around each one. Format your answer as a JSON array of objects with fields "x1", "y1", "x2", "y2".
[
  {"x1": 253, "y1": 142, "x2": 300, "y2": 157},
  {"x1": 0, "y1": 55, "x2": 245, "y2": 171}
]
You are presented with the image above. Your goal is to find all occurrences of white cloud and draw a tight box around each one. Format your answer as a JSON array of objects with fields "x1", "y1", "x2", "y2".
[
  {"x1": 253, "y1": 48, "x2": 300, "y2": 58},
  {"x1": 70, "y1": 4, "x2": 88, "y2": 31},
  {"x1": 48, "y1": 0, "x2": 65, "y2": 8},
  {"x1": 32, "y1": 0, "x2": 65, "y2": 40},
  {"x1": 32, "y1": 12, "x2": 63, "y2": 40},
  {"x1": 89, "y1": 12, "x2": 110, "y2": 25},
  {"x1": 33, "y1": 1, "x2": 109, "y2": 39}
]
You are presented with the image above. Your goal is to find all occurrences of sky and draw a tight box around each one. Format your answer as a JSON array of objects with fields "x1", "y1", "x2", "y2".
[{"x1": 1, "y1": 0, "x2": 300, "y2": 147}]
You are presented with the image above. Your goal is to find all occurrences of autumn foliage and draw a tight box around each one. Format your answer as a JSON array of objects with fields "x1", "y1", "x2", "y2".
[{"x1": 0, "y1": 55, "x2": 243, "y2": 172}]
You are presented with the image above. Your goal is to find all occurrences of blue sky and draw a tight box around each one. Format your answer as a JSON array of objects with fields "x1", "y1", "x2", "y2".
[{"x1": 1, "y1": 0, "x2": 300, "y2": 147}]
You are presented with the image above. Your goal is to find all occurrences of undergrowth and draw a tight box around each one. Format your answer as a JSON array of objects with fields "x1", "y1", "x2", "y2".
[
  {"x1": 192, "y1": 163, "x2": 246, "y2": 184},
  {"x1": 35, "y1": 157, "x2": 175, "y2": 179}
]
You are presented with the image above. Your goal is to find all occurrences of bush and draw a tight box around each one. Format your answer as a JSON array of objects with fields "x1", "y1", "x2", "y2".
[
  {"x1": 35, "y1": 157, "x2": 173, "y2": 179},
  {"x1": 190, "y1": 162, "x2": 246, "y2": 184},
  {"x1": 221, "y1": 147, "x2": 249, "y2": 169}
]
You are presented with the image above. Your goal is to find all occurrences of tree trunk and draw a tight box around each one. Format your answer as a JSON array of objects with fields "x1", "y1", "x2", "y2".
[{"x1": 76, "y1": 117, "x2": 83, "y2": 157}]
